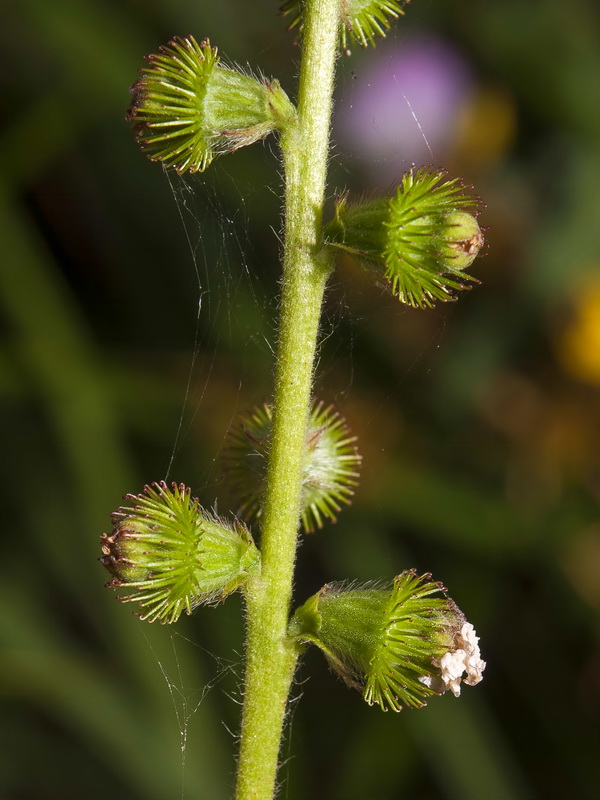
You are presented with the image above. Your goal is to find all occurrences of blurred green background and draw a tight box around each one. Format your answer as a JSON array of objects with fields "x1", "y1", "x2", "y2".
[{"x1": 1, "y1": 0, "x2": 599, "y2": 798}]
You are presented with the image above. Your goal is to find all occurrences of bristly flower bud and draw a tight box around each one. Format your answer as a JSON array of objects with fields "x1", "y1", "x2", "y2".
[
  {"x1": 100, "y1": 482, "x2": 260, "y2": 623},
  {"x1": 223, "y1": 400, "x2": 362, "y2": 533},
  {"x1": 324, "y1": 167, "x2": 485, "y2": 308},
  {"x1": 289, "y1": 570, "x2": 485, "y2": 711},
  {"x1": 282, "y1": 0, "x2": 406, "y2": 51},
  {"x1": 127, "y1": 36, "x2": 296, "y2": 173}
]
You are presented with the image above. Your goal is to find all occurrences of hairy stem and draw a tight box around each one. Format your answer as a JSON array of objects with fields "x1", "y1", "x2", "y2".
[{"x1": 234, "y1": 2, "x2": 340, "y2": 798}]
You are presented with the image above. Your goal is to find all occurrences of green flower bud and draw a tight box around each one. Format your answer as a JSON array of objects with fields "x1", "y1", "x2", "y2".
[
  {"x1": 324, "y1": 167, "x2": 485, "y2": 308},
  {"x1": 289, "y1": 570, "x2": 485, "y2": 711},
  {"x1": 223, "y1": 400, "x2": 361, "y2": 533},
  {"x1": 100, "y1": 481, "x2": 260, "y2": 623},
  {"x1": 127, "y1": 36, "x2": 296, "y2": 173},
  {"x1": 282, "y1": 0, "x2": 406, "y2": 51}
]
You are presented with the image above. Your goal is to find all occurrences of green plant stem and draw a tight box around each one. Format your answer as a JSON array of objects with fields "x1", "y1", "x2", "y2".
[{"x1": 234, "y1": 2, "x2": 340, "y2": 798}]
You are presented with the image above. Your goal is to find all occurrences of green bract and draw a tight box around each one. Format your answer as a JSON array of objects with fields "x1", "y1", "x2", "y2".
[
  {"x1": 223, "y1": 400, "x2": 361, "y2": 533},
  {"x1": 127, "y1": 36, "x2": 295, "y2": 173},
  {"x1": 324, "y1": 167, "x2": 485, "y2": 308},
  {"x1": 100, "y1": 482, "x2": 260, "y2": 623},
  {"x1": 289, "y1": 570, "x2": 485, "y2": 711},
  {"x1": 282, "y1": 0, "x2": 405, "y2": 50}
]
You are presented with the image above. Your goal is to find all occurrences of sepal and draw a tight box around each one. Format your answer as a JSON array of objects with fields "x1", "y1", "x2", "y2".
[
  {"x1": 289, "y1": 570, "x2": 485, "y2": 711},
  {"x1": 127, "y1": 35, "x2": 295, "y2": 173},
  {"x1": 282, "y1": 0, "x2": 406, "y2": 51},
  {"x1": 100, "y1": 481, "x2": 260, "y2": 623},
  {"x1": 223, "y1": 400, "x2": 361, "y2": 533},
  {"x1": 324, "y1": 167, "x2": 485, "y2": 308}
]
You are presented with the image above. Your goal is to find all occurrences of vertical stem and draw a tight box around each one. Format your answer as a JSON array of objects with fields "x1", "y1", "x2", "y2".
[{"x1": 234, "y1": 2, "x2": 340, "y2": 799}]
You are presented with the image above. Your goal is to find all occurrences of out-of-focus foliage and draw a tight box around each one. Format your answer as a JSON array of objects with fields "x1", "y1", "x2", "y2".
[{"x1": 1, "y1": 1, "x2": 599, "y2": 798}]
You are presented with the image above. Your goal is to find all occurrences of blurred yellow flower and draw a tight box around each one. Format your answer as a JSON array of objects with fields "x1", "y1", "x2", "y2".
[
  {"x1": 556, "y1": 275, "x2": 600, "y2": 384},
  {"x1": 454, "y1": 86, "x2": 516, "y2": 171}
]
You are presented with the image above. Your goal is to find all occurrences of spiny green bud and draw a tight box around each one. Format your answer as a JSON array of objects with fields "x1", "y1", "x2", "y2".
[
  {"x1": 282, "y1": 0, "x2": 406, "y2": 51},
  {"x1": 324, "y1": 167, "x2": 485, "y2": 308},
  {"x1": 289, "y1": 570, "x2": 485, "y2": 711},
  {"x1": 127, "y1": 35, "x2": 296, "y2": 173},
  {"x1": 100, "y1": 481, "x2": 260, "y2": 623},
  {"x1": 223, "y1": 400, "x2": 361, "y2": 533}
]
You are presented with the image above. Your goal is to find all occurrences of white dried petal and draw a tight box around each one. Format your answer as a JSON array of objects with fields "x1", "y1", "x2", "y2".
[
  {"x1": 419, "y1": 672, "x2": 446, "y2": 693},
  {"x1": 438, "y1": 649, "x2": 467, "y2": 697},
  {"x1": 456, "y1": 622, "x2": 486, "y2": 686},
  {"x1": 426, "y1": 621, "x2": 486, "y2": 697}
]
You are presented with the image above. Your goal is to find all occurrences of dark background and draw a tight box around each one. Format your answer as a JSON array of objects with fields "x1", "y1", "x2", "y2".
[{"x1": 1, "y1": 1, "x2": 599, "y2": 798}]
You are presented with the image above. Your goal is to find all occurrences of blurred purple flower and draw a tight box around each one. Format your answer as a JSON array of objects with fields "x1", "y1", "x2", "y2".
[{"x1": 336, "y1": 35, "x2": 474, "y2": 183}]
